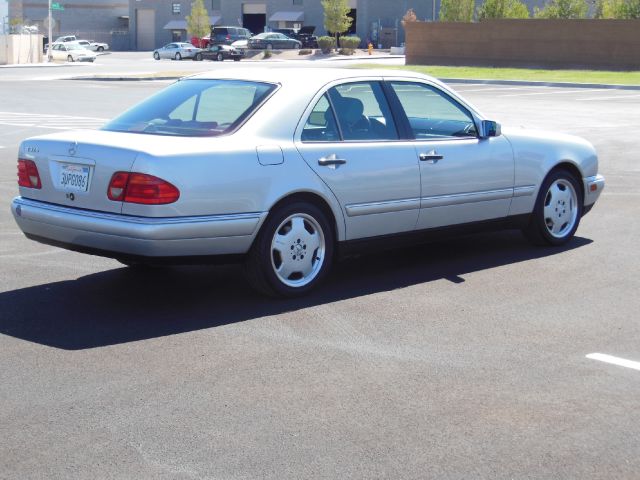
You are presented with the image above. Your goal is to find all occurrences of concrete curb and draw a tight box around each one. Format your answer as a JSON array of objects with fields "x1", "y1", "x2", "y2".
[{"x1": 440, "y1": 78, "x2": 640, "y2": 91}]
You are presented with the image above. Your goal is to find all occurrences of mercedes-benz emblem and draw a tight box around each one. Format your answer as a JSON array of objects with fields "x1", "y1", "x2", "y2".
[{"x1": 69, "y1": 141, "x2": 78, "y2": 156}]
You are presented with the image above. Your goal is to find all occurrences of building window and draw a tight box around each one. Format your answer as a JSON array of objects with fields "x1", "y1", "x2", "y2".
[
  {"x1": 211, "y1": 0, "x2": 221, "y2": 10},
  {"x1": 172, "y1": 3, "x2": 181, "y2": 14},
  {"x1": 293, "y1": 0, "x2": 303, "y2": 4}
]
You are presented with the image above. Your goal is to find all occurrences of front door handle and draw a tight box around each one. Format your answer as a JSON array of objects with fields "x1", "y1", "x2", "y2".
[
  {"x1": 318, "y1": 153, "x2": 347, "y2": 166},
  {"x1": 419, "y1": 151, "x2": 444, "y2": 163}
]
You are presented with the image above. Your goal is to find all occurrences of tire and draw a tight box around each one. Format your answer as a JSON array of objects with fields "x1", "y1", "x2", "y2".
[
  {"x1": 97, "y1": 46, "x2": 104, "y2": 52},
  {"x1": 67, "y1": 55, "x2": 74, "y2": 62},
  {"x1": 244, "y1": 202, "x2": 334, "y2": 297},
  {"x1": 194, "y1": 53, "x2": 203, "y2": 61},
  {"x1": 233, "y1": 57, "x2": 241, "y2": 62},
  {"x1": 216, "y1": 52, "x2": 223, "y2": 62},
  {"x1": 175, "y1": 52, "x2": 182, "y2": 60},
  {"x1": 153, "y1": 52, "x2": 160, "y2": 60},
  {"x1": 522, "y1": 169, "x2": 583, "y2": 246}
]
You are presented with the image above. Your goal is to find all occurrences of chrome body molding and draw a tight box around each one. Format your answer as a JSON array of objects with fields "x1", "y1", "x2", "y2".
[
  {"x1": 513, "y1": 185, "x2": 536, "y2": 197},
  {"x1": 421, "y1": 188, "x2": 513, "y2": 209},
  {"x1": 344, "y1": 198, "x2": 421, "y2": 217},
  {"x1": 11, "y1": 197, "x2": 265, "y2": 257}
]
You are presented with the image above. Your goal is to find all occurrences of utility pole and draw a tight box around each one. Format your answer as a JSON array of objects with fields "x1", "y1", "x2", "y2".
[{"x1": 47, "y1": 0, "x2": 52, "y2": 61}]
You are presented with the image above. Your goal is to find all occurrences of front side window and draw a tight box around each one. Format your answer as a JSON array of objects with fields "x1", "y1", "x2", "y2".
[
  {"x1": 389, "y1": 82, "x2": 477, "y2": 139},
  {"x1": 103, "y1": 80, "x2": 276, "y2": 137},
  {"x1": 328, "y1": 81, "x2": 399, "y2": 141}
]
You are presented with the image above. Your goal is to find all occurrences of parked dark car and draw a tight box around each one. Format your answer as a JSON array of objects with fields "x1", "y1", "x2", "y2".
[
  {"x1": 274, "y1": 26, "x2": 318, "y2": 49},
  {"x1": 210, "y1": 26, "x2": 252, "y2": 46},
  {"x1": 194, "y1": 44, "x2": 243, "y2": 62},
  {"x1": 248, "y1": 33, "x2": 302, "y2": 50}
]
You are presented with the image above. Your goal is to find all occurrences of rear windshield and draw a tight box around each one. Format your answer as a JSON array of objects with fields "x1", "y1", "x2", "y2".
[{"x1": 102, "y1": 79, "x2": 276, "y2": 137}]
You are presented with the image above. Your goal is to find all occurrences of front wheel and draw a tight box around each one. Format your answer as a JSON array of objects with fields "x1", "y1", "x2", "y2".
[
  {"x1": 175, "y1": 52, "x2": 182, "y2": 60},
  {"x1": 153, "y1": 52, "x2": 160, "y2": 60},
  {"x1": 216, "y1": 52, "x2": 223, "y2": 61},
  {"x1": 97, "y1": 46, "x2": 104, "y2": 52},
  {"x1": 244, "y1": 202, "x2": 334, "y2": 297},
  {"x1": 194, "y1": 53, "x2": 203, "y2": 61},
  {"x1": 67, "y1": 55, "x2": 74, "y2": 62},
  {"x1": 522, "y1": 169, "x2": 583, "y2": 246}
]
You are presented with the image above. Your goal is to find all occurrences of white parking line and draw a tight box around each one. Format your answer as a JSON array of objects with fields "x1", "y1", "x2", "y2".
[
  {"x1": 499, "y1": 89, "x2": 601, "y2": 97},
  {"x1": 586, "y1": 353, "x2": 640, "y2": 371},
  {"x1": 577, "y1": 93, "x2": 640, "y2": 102}
]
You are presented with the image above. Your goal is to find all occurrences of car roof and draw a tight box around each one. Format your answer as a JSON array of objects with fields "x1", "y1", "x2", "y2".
[{"x1": 187, "y1": 67, "x2": 437, "y2": 89}]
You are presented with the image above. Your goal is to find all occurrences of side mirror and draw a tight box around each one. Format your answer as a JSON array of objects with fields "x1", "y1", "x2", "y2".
[{"x1": 480, "y1": 120, "x2": 501, "y2": 138}]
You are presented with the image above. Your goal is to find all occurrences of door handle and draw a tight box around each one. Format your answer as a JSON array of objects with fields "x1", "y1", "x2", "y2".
[
  {"x1": 318, "y1": 154, "x2": 347, "y2": 166},
  {"x1": 419, "y1": 151, "x2": 444, "y2": 163}
]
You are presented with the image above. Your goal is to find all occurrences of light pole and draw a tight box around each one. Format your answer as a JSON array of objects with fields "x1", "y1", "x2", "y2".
[
  {"x1": 47, "y1": 0, "x2": 52, "y2": 61},
  {"x1": 433, "y1": 0, "x2": 436, "y2": 21}
]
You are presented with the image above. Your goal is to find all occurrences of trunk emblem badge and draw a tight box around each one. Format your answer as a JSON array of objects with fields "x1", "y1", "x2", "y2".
[{"x1": 69, "y1": 141, "x2": 78, "y2": 156}]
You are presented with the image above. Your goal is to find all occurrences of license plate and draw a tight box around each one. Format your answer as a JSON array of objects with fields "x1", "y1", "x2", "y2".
[{"x1": 59, "y1": 163, "x2": 90, "y2": 192}]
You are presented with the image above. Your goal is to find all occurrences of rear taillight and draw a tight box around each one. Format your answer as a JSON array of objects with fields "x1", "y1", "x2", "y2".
[
  {"x1": 17, "y1": 159, "x2": 42, "y2": 189},
  {"x1": 107, "y1": 172, "x2": 180, "y2": 205}
]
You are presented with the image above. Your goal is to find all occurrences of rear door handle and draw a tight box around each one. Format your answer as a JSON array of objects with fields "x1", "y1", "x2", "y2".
[
  {"x1": 318, "y1": 153, "x2": 347, "y2": 166},
  {"x1": 419, "y1": 151, "x2": 444, "y2": 163}
]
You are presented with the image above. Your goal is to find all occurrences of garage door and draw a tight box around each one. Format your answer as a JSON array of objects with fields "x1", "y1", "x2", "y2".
[{"x1": 136, "y1": 9, "x2": 155, "y2": 51}]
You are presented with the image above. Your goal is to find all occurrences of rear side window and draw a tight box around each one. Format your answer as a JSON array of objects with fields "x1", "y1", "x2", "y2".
[
  {"x1": 301, "y1": 94, "x2": 339, "y2": 142},
  {"x1": 328, "y1": 81, "x2": 399, "y2": 141},
  {"x1": 103, "y1": 79, "x2": 276, "y2": 137}
]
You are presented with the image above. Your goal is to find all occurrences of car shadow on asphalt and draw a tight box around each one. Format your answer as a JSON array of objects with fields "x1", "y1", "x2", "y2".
[{"x1": 0, "y1": 231, "x2": 592, "y2": 350}]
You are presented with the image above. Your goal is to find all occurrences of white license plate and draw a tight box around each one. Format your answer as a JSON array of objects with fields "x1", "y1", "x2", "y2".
[{"x1": 58, "y1": 164, "x2": 90, "y2": 192}]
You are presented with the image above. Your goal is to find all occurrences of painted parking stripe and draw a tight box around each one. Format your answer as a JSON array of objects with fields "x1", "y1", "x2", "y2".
[
  {"x1": 577, "y1": 93, "x2": 640, "y2": 101},
  {"x1": 586, "y1": 353, "x2": 640, "y2": 371},
  {"x1": 499, "y1": 89, "x2": 601, "y2": 97}
]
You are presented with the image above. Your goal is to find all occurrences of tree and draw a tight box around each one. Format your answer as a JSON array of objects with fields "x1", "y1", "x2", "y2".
[
  {"x1": 534, "y1": 0, "x2": 589, "y2": 18},
  {"x1": 186, "y1": 0, "x2": 210, "y2": 39},
  {"x1": 597, "y1": 0, "x2": 640, "y2": 18},
  {"x1": 478, "y1": 0, "x2": 531, "y2": 19},
  {"x1": 321, "y1": 0, "x2": 353, "y2": 46},
  {"x1": 402, "y1": 8, "x2": 418, "y2": 27},
  {"x1": 440, "y1": 0, "x2": 475, "y2": 21}
]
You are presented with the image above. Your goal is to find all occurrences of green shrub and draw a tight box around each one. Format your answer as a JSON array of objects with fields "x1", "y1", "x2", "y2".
[
  {"x1": 317, "y1": 36, "x2": 336, "y2": 53},
  {"x1": 534, "y1": 0, "x2": 588, "y2": 18},
  {"x1": 597, "y1": 0, "x2": 640, "y2": 18},
  {"x1": 338, "y1": 48, "x2": 354, "y2": 55},
  {"x1": 339, "y1": 36, "x2": 361, "y2": 49},
  {"x1": 440, "y1": 0, "x2": 475, "y2": 21},
  {"x1": 478, "y1": 0, "x2": 530, "y2": 19},
  {"x1": 298, "y1": 49, "x2": 313, "y2": 55}
]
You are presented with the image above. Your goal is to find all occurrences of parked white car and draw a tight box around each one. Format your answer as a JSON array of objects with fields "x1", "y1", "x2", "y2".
[
  {"x1": 11, "y1": 68, "x2": 604, "y2": 297},
  {"x1": 49, "y1": 42, "x2": 97, "y2": 62},
  {"x1": 76, "y1": 40, "x2": 109, "y2": 52}
]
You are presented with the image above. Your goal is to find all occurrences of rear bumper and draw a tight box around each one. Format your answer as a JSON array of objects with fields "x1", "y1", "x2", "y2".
[
  {"x1": 11, "y1": 197, "x2": 266, "y2": 258},
  {"x1": 583, "y1": 174, "x2": 605, "y2": 207}
]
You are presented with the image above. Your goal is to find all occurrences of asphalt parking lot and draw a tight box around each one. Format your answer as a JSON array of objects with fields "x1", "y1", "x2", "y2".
[{"x1": 1, "y1": 62, "x2": 639, "y2": 478}]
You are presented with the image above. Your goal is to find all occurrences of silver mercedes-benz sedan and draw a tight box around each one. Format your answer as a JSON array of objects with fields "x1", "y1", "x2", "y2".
[{"x1": 11, "y1": 68, "x2": 605, "y2": 297}]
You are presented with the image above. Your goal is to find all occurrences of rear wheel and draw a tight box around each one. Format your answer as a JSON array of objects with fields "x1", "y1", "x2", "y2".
[
  {"x1": 233, "y1": 57, "x2": 241, "y2": 62},
  {"x1": 67, "y1": 55, "x2": 74, "y2": 62},
  {"x1": 216, "y1": 52, "x2": 223, "y2": 61},
  {"x1": 244, "y1": 202, "x2": 333, "y2": 297},
  {"x1": 153, "y1": 51, "x2": 160, "y2": 60},
  {"x1": 194, "y1": 52, "x2": 203, "y2": 61},
  {"x1": 523, "y1": 169, "x2": 583, "y2": 246},
  {"x1": 175, "y1": 52, "x2": 182, "y2": 60},
  {"x1": 97, "y1": 46, "x2": 104, "y2": 52}
]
